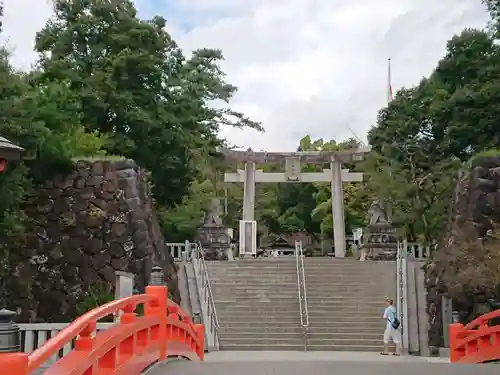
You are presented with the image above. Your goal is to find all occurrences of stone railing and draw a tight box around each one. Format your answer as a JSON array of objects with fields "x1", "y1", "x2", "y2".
[
  {"x1": 396, "y1": 241, "x2": 432, "y2": 355},
  {"x1": 166, "y1": 240, "x2": 193, "y2": 261},
  {"x1": 16, "y1": 322, "x2": 113, "y2": 368},
  {"x1": 397, "y1": 240, "x2": 433, "y2": 261},
  {"x1": 191, "y1": 243, "x2": 220, "y2": 351}
]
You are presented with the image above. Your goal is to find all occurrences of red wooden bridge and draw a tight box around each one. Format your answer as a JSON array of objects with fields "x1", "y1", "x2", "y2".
[
  {"x1": 0, "y1": 284, "x2": 204, "y2": 375},
  {"x1": 449, "y1": 308, "x2": 500, "y2": 364},
  {"x1": 1, "y1": 283, "x2": 499, "y2": 375}
]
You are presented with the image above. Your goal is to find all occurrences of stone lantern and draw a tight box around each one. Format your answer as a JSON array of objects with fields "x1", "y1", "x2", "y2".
[
  {"x1": 360, "y1": 199, "x2": 400, "y2": 260},
  {"x1": 197, "y1": 198, "x2": 232, "y2": 260}
]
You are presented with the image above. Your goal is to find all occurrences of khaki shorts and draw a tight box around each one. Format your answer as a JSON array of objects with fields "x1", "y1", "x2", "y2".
[{"x1": 383, "y1": 326, "x2": 401, "y2": 344}]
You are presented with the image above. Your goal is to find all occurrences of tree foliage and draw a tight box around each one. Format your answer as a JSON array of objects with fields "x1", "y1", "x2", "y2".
[
  {"x1": 366, "y1": 18, "x2": 500, "y2": 243},
  {"x1": 0, "y1": 0, "x2": 259, "y2": 303},
  {"x1": 35, "y1": 0, "x2": 261, "y2": 207},
  {"x1": 2, "y1": 0, "x2": 500, "y2": 270}
]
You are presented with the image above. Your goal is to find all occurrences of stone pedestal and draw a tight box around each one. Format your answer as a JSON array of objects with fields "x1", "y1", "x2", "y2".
[{"x1": 361, "y1": 200, "x2": 399, "y2": 260}]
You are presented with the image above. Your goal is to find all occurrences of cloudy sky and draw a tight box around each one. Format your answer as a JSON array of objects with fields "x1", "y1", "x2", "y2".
[{"x1": 0, "y1": 0, "x2": 490, "y2": 151}]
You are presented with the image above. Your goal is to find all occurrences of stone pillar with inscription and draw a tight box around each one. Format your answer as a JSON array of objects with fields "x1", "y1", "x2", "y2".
[{"x1": 330, "y1": 158, "x2": 346, "y2": 257}]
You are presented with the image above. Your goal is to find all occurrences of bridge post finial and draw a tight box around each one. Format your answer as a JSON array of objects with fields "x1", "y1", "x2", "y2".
[
  {"x1": 192, "y1": 311, "x2": 202, "y2": 324},
  {"x1": 0, "y1": 309, "x2": 20, "y2": 353},
  {"x1": 149, "y1": 266, "x2": 164, "y2": 286}
]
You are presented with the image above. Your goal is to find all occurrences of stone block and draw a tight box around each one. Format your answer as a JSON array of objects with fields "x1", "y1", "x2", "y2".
[{"x1": 11, "y1": 159, "x2": 179, "y2": 322}]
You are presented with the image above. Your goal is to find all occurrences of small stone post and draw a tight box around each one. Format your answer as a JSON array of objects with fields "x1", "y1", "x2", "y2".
[
  {"x1": 149, "y1": 266, "x2": 164, "y2": 286},
  {"x1": 192, "y1": 311, "x2": 202, "y2": 324},
  {"x1": 183, "y1": 240, "x2": 191, "y2": 261}
]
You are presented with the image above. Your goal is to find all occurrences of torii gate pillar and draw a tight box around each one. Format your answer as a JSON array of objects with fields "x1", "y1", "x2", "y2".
[
  {"x1": 331, "y1": 159, "x2": 346, "y2": 257},
  {"x1": 243, "y1": 161, "x2": 256, "y2": 222}
]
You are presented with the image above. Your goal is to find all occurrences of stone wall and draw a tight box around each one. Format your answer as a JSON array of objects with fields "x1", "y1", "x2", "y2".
[
  {"x1": 425, "y1": 156, "x2": 500, "y2": 349},
  {"x1": 14, "y1": 159, "x2": 179, "y2": 322}
]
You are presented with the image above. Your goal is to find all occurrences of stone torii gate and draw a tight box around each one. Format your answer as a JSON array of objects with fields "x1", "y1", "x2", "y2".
[{"x1": 218, "y1": 147, "x2": 370, "y2": 257}]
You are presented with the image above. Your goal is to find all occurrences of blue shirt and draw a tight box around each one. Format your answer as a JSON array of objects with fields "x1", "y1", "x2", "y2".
[{"x1": 383, "y1": 305, "x2": 396, "y2": 329}]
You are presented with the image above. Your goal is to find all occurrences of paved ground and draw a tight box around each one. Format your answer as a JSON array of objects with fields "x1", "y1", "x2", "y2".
[{"x1": 148, "y1": 351, "x2": 497, "y2": 375}]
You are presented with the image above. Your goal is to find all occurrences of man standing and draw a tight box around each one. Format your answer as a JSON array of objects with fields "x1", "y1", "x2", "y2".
[{"x1": 381, "y1": 298, "x2": 401, "y2": 356}]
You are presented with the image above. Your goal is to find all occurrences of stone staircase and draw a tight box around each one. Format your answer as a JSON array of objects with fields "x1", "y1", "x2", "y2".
[
  {"x1": 207, "y1": 259, "x2": 304, "y2": 350},
  {"x1": 207, "y1": 257, "x2": 396, "y2": 352},
  {"x1": 304, "y1": 258, "x2": 396, "y2": 352}
]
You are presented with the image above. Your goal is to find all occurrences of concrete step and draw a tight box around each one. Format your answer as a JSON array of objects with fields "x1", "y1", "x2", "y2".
[
  {"x1": 217, "y1": 323, "x2": 383, "y2": 330},
  {"x1": 218, "y1": 315, "x2": 381, "y2": 324},
  {"x1": 303, "y1": 260, "x2": 395, "y2": 265},
  {"x1": 218, "y1": 327, "x2": 304, "y2": 334},
  {"x1": 218, "y1": 317, "x2": 302, "y2": 324},
  {"x1": 218, "y1": 331, "x2": 383, "y2": 340},
  {"x1": 218, "y1": 310, "x2": 299, "y2": 318},
  {"x1": 306, "y1": 308, "x2": 383, "y2": 316},
  {"x1": 209, "y1": 271, "x2": 394, "y2": 277},
  {"x1": 306, "y1": 344, "x2": 389, "y2": 352},
  {"x1": 216, "y1": 306, "x2": 382, "y2": 316},
  {"x1": 307, "y1": 338, "x2": 383, "y2": 346},
  {"x1": 215, "y1": 302, "x2": 384, "y2": 312},
  {"x1": 305, "y1": 289, "x2": 393, "y2": 295},
  {"x1": 210, "y1": 279, "x2": 390, "y2": 286},
  {"x1": 209, "y1": 263, "x2": 297, "y2": 267},
  {"x1": 217, "y1": 343, "x2": 386, "y2": 351},
  {"x1": 214, "y1": 301, "x2": 384, "y2": 310},
  {"x1": 307, "y1": 327, "x2": 383, "y2": 334},
  {"x1": 213, "y1": 293, "x2": 392, "y2": 300},
  {"x1": 219, "y1": 343, "x2": 306, "y2": 351},
  {"x1": 306, "y1": 322, "x2": 384, "y2": 329},
  {"x1": 305, "y1": 313, "x2": 382, "y2": 321},
  {"x1": 219, "y1": 338, "x2": 306, "y2": 346},
  {"x1": 214, "y1": 295, "x2": 386, "y2": 303},
  {"x1": 306, "y1": 279, "x2": 393, "y2": 284},
  {"x1": 211, "y1": 281, "x2": 298, "y2": 286},
  {"x1": 210, "y1": 266, "x2": 392, "y2": 271},
  {"x1": 217, "y1": 324, "x2": 383, "y2": 333},
  {"x1": 216, "y1": 306, "x2": 300, "y2": 313},
  {"x1": 218, "y1": 337, "x2": 383, "y2": 346},
  {"x1": 212, "y1": 286, "x2": 389, "y2": 294},
  {"x1": 210, "y1": 268, "x2": 394, "y2": 274}
]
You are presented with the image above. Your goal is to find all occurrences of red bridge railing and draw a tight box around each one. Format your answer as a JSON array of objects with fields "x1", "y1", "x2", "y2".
[
  {"x1": 449, "y1": 308, "x2": 500, "y2": 363},
  {"x1": 1, "y1": 285, "x2": 204, "y2": 375}
]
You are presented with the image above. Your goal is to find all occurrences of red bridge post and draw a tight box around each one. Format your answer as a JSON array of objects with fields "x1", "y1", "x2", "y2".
[
  {"x1": 0, "y1": 308, "x2": 28, "y2": 375},
  {"x1": 449, "y1": 321, "x2": 464, "y2": 362}
]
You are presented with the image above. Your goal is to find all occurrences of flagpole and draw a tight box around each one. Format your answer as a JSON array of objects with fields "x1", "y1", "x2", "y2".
[
  {"x1": 387, "y1": 57, "x2": 393, "y2": 178},
  {"x1": 387, "y1": 57, "x2": 393, "y2": 103}
]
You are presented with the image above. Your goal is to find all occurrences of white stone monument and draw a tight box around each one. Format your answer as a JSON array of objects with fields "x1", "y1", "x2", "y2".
[{"x1": 114, "y1": 271, "x2": 134, "y2": 322}]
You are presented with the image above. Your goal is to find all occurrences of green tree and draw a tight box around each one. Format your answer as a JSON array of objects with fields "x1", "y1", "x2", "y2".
[
  {"x1": 366, "y1": 25, "x2": 500, "y2": 243},
  {"x1": 35, "y1": 0, "x2": 261, "y2": 209}
]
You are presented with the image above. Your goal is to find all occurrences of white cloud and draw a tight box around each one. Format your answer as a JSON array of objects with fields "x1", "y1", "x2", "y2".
[
  {"x1": 0, "y1": 0, "x2": 53, "y2": 69},
  {"x1": 0, "y1": 0, "x2": 490, "y2": 151},
  {"x1": 170, "y1": 0, "x2": 489, "y2": 150}
]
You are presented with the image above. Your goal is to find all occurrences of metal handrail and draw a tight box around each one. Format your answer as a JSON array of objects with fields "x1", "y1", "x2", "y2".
[
  {"x1": 196, "y1": 242, "x2": 220, "y2": 350},
  {"x1": 299, "y1": 241, "x2": 309, "y2": 329},
  {"x1": 295, "y1": 240, "x2": 309, "y2": 350}
]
